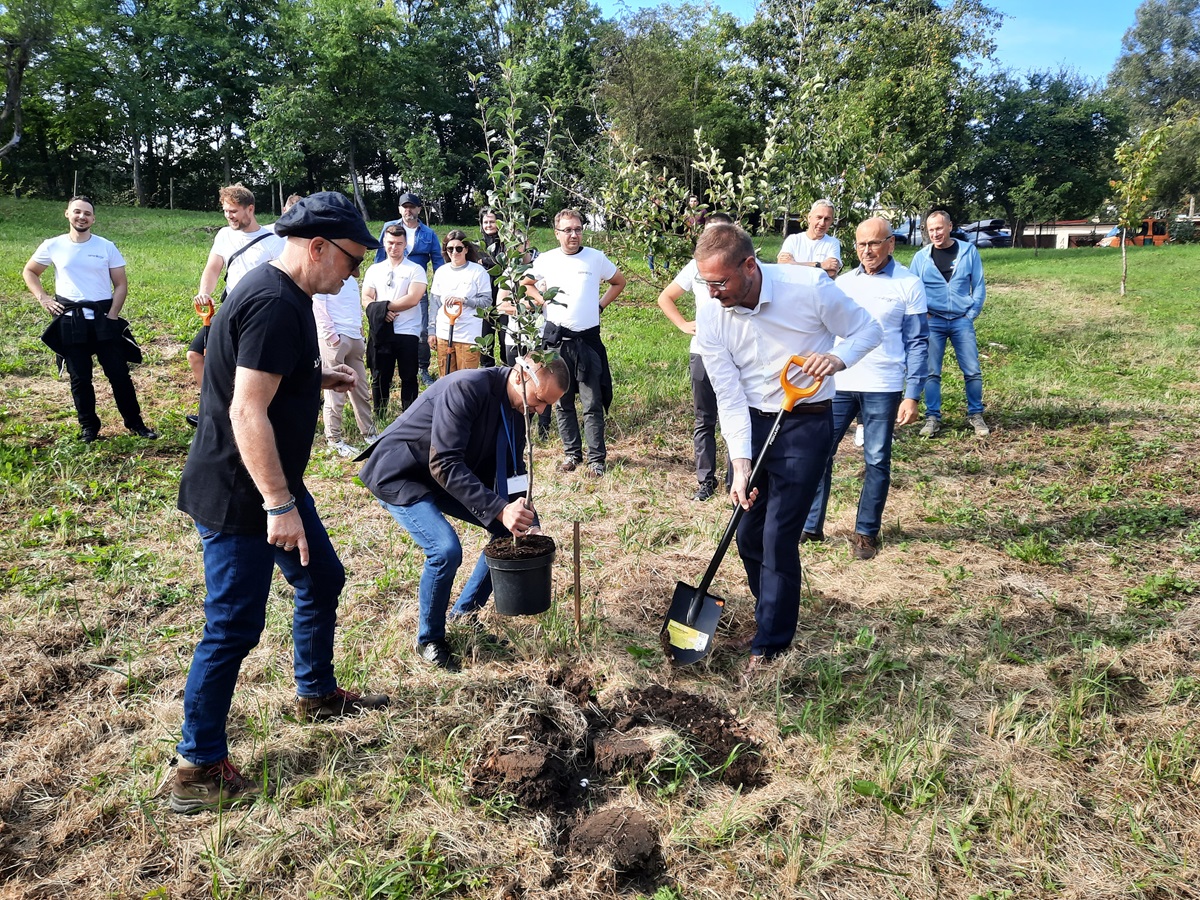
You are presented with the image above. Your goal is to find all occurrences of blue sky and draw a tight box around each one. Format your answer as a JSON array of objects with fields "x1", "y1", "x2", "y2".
[{"x1": 597, "y1": 0, "x2": 1138, "y2": 83}]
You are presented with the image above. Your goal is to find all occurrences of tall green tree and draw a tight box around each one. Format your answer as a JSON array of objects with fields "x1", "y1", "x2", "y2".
[
  {"x1": 0, "y1": 0, "x2": 63, "y2": 159},
  {"x1": 1109, "y1": 0, "x2": 1200, "y2": 210},
  {"x1": 965, "y1": 71, "x2": 1126, "y2": 242}
]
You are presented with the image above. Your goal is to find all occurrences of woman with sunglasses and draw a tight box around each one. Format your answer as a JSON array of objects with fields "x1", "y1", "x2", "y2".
[{"x1": 428, "y1": 231, "x2": 490, "y2": 375}]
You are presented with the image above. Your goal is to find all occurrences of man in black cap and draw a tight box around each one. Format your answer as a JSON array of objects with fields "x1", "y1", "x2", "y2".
[
  {"x1": 375, "y1": 192, "x2": 444, "y2": 385},
  {"x1": 170, "y1": 191, "x2": 389, "y2": 815}
]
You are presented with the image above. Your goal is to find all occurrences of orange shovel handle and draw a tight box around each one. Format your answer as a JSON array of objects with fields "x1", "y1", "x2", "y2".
[
  {"x1": 443, "y1": 299, "x2": 463, "y2": 324},
  {"x1": 193, "y1": 295, "x2": 215, "y2": 327},
  {"x1": 780, "y1": 355, "x2": 824, "y2": 410}
]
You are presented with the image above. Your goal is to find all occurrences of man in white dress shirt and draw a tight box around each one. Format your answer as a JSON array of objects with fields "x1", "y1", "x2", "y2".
[{"x1": 694, "y1": 223, "x2": 881, "y2": 674}]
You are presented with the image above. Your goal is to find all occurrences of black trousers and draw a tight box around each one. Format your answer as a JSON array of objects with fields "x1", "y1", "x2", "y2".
[
  {"x1": 372, "y1": 333, "x2": 420, "y2": 420},
  {"x1": 62, "y1": 318, "x2": 145, "y2": 432}
]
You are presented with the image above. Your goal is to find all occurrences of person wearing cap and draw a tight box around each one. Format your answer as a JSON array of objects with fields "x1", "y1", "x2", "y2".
[
  {"x1": 374, "y1": 192, "x2": 444, "y2": 386},
  {"x1": 171, "y1": 191, "x2": 389, "y2": 815}
]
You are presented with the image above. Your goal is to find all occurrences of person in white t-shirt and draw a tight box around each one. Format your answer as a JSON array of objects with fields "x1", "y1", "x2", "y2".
[
  {"x1": 362, "y1": 225, "x2": 428, "y2": 418},
  {"x1": 187, "y1": 184, "x2": 284, "y2": 423},
  {"x1": 23, "y1": 196, "x2": 157, "y2": 442},
  {"x1": 313, "y1": 275, "x2": 378, "y2": 457},
  {"x1": 802, "y1": 217, "x2": 929, "y2": 561},
  {"x1": 777, "y1": 199, "x2": 842, "y2": 278},
  {"x1": 655, "y1": 211, "x2": 735, "y2": 501},
  {"x1": 428, "y1": 230, "x2": 491, "y2": 375},
  {"x1": 523, "y1": 210, "x2": 626, "y2": 477}
]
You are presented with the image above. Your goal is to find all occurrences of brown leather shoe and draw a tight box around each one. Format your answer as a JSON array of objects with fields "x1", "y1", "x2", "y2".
[
  {"x1": 850, "y1": 532, "x2": 879, "y2": 560},
  {"x1": 297, "y1": 687, "x2": 389, "y2": 723},
  {"x1": 726, "y1": 632, "x2": 755, "y2": 652},
  {"x1": 170, "y1": 757, "x2": 258, "y2": 814}
]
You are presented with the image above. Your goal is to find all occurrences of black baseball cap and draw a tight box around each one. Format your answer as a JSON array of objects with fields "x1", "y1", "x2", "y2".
[
  {"x1": 397, "y1": 192, "x2": 423, "y2": 208},
  {"x1": 275, "y1": 191, "x2": 380, "y2": 249}
]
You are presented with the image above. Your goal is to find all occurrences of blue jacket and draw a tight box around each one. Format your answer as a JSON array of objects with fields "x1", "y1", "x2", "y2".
[
  {"x1": 374, "y1": 219, "x2": 445, "y2": 274},
  {"x1": 909, "y1": 239, "x2": 985, "y2": 320}
]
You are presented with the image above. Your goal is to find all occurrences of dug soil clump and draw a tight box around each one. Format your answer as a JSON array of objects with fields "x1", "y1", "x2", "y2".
[
  {"x1": 623, "y1": 685, "x2": 767, "y2": 788},
  {"x1": 568, "y1": 806, "x2": 659, "y2": 873}
]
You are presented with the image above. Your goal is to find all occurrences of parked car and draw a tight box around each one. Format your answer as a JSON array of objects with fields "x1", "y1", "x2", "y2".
[{"x1": 960, "y1": 219, "x2": 1012, "y2": 248}]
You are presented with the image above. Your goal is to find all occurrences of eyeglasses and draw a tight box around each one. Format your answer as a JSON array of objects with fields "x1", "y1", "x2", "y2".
[
  {"x1": 325, "y1": 239, "x2": 364, "y2": 272},
  {"x1": 854, "y1": 238, "x2": 893, "y2": 251},
  {"x1": 556, "y1": 226, "x2": 583, "y2": 234},
  {"x1": 446, "y1": 245, "x2": 467, "y2": 253},
  {"x1": 693, "y1": 256, "x2": 752, "y2": 291}
]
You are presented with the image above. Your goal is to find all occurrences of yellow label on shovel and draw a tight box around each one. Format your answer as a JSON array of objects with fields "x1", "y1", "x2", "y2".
[{"x1": 666, "y1": 619, "x2": 710, "y2": 652}]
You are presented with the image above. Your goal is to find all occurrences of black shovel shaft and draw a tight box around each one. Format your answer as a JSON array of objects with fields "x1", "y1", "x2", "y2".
[{"x1": 686, "y1": 405, "x2": 789, "y2": 624}]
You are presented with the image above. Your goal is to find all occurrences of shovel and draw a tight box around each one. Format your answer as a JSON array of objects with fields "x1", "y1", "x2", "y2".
[
  {"x1": 442, "y1": 298, "x2": 463, "y2": 375},
  {"x1": 661, "y1": 355, "x2": 824, "y2": 665}
]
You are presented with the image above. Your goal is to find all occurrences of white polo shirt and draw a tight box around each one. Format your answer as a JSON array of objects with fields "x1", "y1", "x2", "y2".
[
  {"x1": 32, "y1": 234, "x2": 124, "y2": 315},
  {"x1": 362, "y1": 259, "x2": 427, "y2": 336},
  {"x1": 833, "y1": 259, "x2": 928, "y2": 395},
  {"x1": 528, "y1": 246, "x2": 617, "y2": 332},
  {"x1": 211, "y1": 227, "x2": 284, "y2": 291},
  {"x1": 313, "y1": 276, "x2": 364, "y2": 343},
  {"x1": 780, "y1": 232, "x2": 842, "y2": 266}
]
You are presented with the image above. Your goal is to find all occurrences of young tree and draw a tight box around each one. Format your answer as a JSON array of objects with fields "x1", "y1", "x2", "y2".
[{"x1": 1111, "y1": 123, "x2": 1169, "y2": 295}]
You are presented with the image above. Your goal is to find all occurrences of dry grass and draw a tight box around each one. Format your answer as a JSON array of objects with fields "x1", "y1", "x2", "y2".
[{"x1": 3, "y1": 257, "x2": 1200, "y2": 898}]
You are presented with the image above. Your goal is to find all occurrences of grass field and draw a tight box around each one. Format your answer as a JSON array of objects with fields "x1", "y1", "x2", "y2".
[{"x1": 1, "y1": 197, "x2": 1199, "y2": 899}]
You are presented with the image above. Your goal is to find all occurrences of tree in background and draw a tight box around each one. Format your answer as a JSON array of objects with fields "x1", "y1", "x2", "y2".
[
  {"x1": 1109, "y1": 0, "x2": 1200, "y2": 212},
  {"x1": 965, "y1": 71, "x2": 1126, "y2": 243},
  {"x1": 0, "y1": 0, "x2": 64, "y2": 161}
]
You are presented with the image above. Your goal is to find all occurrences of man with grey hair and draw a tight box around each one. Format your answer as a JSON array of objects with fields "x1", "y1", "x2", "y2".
[
  {"x1": 908, "y1": 209, "x2": 989, "y2": 437},
  {"x1": 777, "y1": 199, "x2": 842, "y2": 278},
  {"x1": 694, "y1": 223, "x2": 881, "y2": 676}
]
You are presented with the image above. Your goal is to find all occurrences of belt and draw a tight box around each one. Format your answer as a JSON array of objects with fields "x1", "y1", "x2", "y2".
[{"x1": 750, "y1": 400, "x2": 831, "y2": 416}]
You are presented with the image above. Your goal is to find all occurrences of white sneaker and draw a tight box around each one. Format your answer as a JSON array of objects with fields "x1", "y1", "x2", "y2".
[
  {"x1": 363, "y1": 434, "x2": 380, "y2": 446},
  {"x1": 854, "y1": 424, "x2": 864, "y2": 447},
  {"x1": 329, "y1": 440, "x2": 359, "y2": 458}
]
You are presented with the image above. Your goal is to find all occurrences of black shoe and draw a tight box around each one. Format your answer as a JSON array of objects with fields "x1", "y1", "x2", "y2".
[
  {"x1": 131, "y1": 426, "x2": 159, "y2": 439},
  {"x1": 415, "y1": 639, "x2": 459, "y2": 671},
  {"x1": 801, "y1": 530, "x2": 824, "y2": 544},
  {"x1": 186, "y1": 414, "x2": 199, "y2": 428},
  {"x1": 81, "y1": 428, "x2": 99, "y2": 443},
  {"x1": 692, "y1": 479, "x2": 718, "y2": 502}
]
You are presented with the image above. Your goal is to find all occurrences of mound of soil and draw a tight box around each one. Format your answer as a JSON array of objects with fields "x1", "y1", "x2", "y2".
[
  {"x1": 568, "y1": 806, "x2": 659, "y2": 873},
  {"x1": 546, "y1": 666, "x2": 594, "y2": 706},
  {"x1": 624, "y1": 685, "x2": 766, "y2": 788},
  {"x1": 472, "y1": 744, "x2": 572, "y2": 810},
  {"x1": 593, "y1": 733, "x2": 653, "y2": 775}
]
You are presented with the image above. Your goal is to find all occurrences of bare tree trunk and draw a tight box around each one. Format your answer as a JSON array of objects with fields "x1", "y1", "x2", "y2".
[
  {"x1": 347, "y1": 135, "x2": 369, "y2": 220},
  {"x1": 1120, "y1": 228, "x2": 1128, "y2": 296},
  {"x1": 0, "y1": 39, "x2": 34, "y2": 159},
  {"x1": 131, "y1": 134, "x2": 146, "y2": 207}
]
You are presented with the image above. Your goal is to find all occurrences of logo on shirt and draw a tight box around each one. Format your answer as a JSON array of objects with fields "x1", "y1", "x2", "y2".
[{"x1": 313, "y1": 358, "x2": 320, "y2": 368}]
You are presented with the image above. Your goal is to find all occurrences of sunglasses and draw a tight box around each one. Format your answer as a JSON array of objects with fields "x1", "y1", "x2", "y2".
[
  {"x1": 446, "y1": 244, "x2": 467, "y2": 253},
  {"x1": 326, "y1": 239, "x2": 364, "y2": 272}
]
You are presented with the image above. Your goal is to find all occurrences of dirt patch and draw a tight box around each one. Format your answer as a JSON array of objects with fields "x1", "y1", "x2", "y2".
[
  {"x1": 623, "y1": 685, "x2": 766, "y2": 788},
  {"x1": 593, "y1": 733, "x2": 653, "y2": 775},
  {"x1": 568, "y1": 806, "x2": 659, "y2": 873},
  {"x1": 546, "y1": 666, "x2": 594, "y2": 706}
]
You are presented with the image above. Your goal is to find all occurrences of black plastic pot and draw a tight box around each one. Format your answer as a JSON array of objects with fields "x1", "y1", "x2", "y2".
[{"x1": 485, "y1": 536, "x2": 556, "y2": 616}]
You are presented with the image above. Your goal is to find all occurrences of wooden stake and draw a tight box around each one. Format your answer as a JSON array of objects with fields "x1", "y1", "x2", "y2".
[{"x1": 573, "y1": 519, "x2": 582, "y2": 641}]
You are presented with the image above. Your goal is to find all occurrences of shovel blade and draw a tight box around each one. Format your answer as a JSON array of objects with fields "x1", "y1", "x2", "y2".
[{"x1": 661, "y1": 580, "x2": 725, "y2": 665}]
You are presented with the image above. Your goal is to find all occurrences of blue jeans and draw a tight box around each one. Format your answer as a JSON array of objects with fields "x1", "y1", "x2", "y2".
[
  {"x1": 177, "y1": 491, "x2": 343, "y2": 766},
  {"x1": 805, "y1": 391, "x2": 901, "y2": 539},
  {"x1": 737, "y1": 407, "x2": 832, "y2": 656},
  {"x1": 381, "y1": 495, "x2": 508, "y2": 645},
  {"x1": 925, "y1": 315, "x2": 984, "y2": 418}
]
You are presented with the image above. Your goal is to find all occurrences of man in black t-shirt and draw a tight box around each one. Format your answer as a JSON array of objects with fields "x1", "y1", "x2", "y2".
[{"x1": 170, "y1": 193, "x2": 389, "y2": 815}]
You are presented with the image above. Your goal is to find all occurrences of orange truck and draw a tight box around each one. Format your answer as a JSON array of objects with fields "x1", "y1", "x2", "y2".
[{"x1": 1098, "y1": 218, "x2": 1170, "y2": 247}]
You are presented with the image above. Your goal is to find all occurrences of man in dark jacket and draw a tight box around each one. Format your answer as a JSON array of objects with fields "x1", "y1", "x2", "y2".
[{"x1": 359, "y1": 357, "x2": 568, "y2": 670}]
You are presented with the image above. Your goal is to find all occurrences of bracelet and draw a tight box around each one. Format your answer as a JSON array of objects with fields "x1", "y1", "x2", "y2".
[{"x1": 263, "y1": 495, "x2": 296, "y2": 516}]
